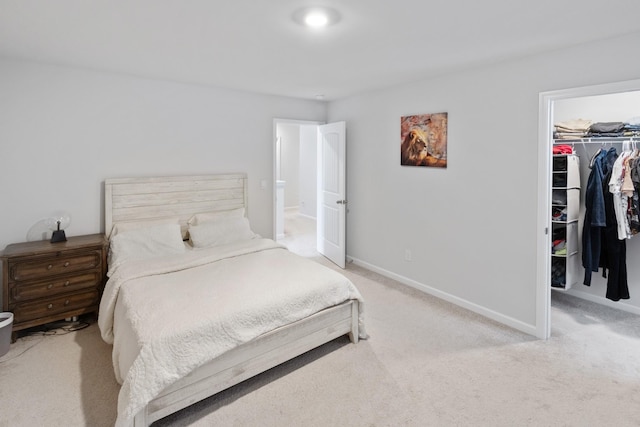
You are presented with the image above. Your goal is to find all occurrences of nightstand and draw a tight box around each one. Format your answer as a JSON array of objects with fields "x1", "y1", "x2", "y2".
[{"x1": 1, "y1": 234, "x2": 107, "y2": 339}]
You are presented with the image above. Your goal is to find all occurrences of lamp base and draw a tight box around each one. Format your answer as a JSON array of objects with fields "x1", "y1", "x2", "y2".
[{"x1": 51, "y1": 230, "x2": 67, "y2": 243}]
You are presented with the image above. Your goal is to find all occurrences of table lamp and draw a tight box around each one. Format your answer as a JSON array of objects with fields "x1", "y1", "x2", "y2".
[{"x1": 46, "y1": 212, "x2": 71, "y2": 243}]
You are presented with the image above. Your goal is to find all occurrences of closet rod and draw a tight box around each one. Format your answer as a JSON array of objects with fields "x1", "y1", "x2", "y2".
[{"x1": 553, "y1": 137, "x2": 637, "y2": 144}]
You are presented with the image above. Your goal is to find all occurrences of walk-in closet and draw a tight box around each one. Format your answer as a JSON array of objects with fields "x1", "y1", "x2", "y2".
[{"x1": 550, "y1": 88, "x2": 640, "y2": 318}]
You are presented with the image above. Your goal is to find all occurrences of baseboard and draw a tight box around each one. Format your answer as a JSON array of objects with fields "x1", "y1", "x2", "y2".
[
  {"x1": 561, "y1": 288, "x2": 640, "y2": 316},
  {"x1": 296, "y1": 212, "x2": 316, "y2": 220},
  {"x1": 284, "y1": 206, "x2": 316, "y2": 220},
  {"x1": 347, "y1": 256, "x2": 539, "y2": 337}
]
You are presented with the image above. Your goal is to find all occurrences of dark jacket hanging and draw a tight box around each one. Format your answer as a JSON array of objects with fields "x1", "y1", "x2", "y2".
[
  {"x1": 582, "y1": 147, "x2": 617, "y2": 286},
  {"x1": 600, "y1": 165, "x2": 630, "y2": 301}
]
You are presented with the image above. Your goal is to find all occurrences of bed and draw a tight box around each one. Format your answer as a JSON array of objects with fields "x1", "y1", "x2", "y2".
[{"x1": 98, "y1": 173, "x2": 366, "y2": 427}]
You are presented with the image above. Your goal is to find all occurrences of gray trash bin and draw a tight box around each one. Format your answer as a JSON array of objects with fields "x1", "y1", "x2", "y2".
[{"x1": 0, "y1": 312, "x2": 13, "y2": 357}]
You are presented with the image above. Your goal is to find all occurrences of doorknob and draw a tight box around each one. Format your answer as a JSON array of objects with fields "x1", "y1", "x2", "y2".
[{"x1": 336, "y1": 199, "x2": 347, "y2": 205}]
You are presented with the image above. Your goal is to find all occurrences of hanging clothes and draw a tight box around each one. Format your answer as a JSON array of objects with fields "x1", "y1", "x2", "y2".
[
  {"x1": 582, "y1": 143, "x2": 632, "y2": 300},
  {"x1": 582, "y1": 147, "x2": 617, "y2": 286},
  {"x1": 608, "y1": 149, "x2": 633, "y2": 240},
  {"x1": 629, "y1": 154, "x2": 640, "y2": 233},
  {"x1": 601, "y1": 163, "x2": 630, "y2": 301}
]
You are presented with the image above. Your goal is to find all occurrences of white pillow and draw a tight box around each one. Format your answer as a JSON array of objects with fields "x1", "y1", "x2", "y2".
[
  {"x1": 108, "y1": 223, "x2": 186, "y2": 273},
  {"x1": 187, "y1": 208, "x2": 245, "y2": 226},
  {"x1": 188, "y1": 216, "x2": 256, "y2": 248},
  {"x1": 110, "y1": 217, "x2": 181, "y2": 237}
]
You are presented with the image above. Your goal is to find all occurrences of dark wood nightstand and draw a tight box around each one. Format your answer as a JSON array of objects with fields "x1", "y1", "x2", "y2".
[{"x1": 1, "y1": 234, "x2": 107, "y2": 339}]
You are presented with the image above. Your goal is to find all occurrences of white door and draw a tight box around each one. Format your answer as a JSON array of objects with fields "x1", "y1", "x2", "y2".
[{"x1": 317, "y1": 121, "x2": 346, "y2": 268}]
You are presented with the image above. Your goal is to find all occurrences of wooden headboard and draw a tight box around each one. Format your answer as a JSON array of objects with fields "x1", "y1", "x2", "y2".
[{"x1": 104, "y1": 173, "x2": 248, "y2": 238}]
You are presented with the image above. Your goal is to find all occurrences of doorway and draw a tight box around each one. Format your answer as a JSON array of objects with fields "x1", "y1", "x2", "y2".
[
  {"x1": 273, "y1": 119, "x2": 322, "y2": 257},
  {"x1": 538, "y1": 79, "x2": 640, "y2": 339}
]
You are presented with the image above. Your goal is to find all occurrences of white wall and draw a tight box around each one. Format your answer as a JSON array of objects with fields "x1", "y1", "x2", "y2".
[
  {"x1": 299, "y1": 125, "x2": 318, "y2": 218},
  {"x1": 0, "y1": 58, "x2": 326, "y2": 250},
  {"x1": 328, "y1": 31, "x2": 640, "y2": 334},
  {"x1": 554, "y1": 92, "x2": 640, "y2": 123},
  {"x1": 276, "y1": 123, "x2": 300, "y2": 208}
]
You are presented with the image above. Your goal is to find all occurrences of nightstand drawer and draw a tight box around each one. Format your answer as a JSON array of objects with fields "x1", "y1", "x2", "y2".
[
  {"x1": 12, "y1": 290, "x2": 101, "y2": 323},
  {"x1": 10, "y1": 250, "x2": 102, "y2": 282},
  {"x1": 11, "y1": 272, "x2": 101, "y2": 302}
]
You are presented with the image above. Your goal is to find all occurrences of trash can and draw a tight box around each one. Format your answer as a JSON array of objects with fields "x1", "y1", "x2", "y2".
[{"x1": 0, "y1": 312, "x2": 13, "y2": 357}]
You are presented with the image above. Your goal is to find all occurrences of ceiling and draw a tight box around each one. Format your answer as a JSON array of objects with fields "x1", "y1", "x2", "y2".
[{"x1": 2, "y1": 1, "x2": 640, "y2": 101}]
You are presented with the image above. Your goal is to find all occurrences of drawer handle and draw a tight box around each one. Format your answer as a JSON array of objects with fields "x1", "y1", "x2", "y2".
[
  {"x1": 47, "y1": 303, "x2": 53, "y2": 309},
  {"x1": 47, "y1": 284, "x2": 53, "y2": 289},
  {"x1": 47, "y1": 264, "x2": 53, "y2": 270},
  {"x1": 64, "y1": 262, "x2": 70, "y2": 267},
  {"x1": 64, "y1": 300, "x2": 70, "y2": 306},
  {"x1": 64, "y1": 281, "x2": 70, "y2": 287}
]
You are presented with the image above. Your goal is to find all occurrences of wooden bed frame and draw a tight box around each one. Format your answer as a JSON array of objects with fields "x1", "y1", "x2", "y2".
[{"x1": 104, "y1": 173, "x2": 360, "y2": 427}]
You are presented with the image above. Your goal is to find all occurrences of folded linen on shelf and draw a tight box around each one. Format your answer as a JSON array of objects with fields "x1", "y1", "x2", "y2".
[
  {"x1": 555, "y1": 118, "x2": 593, "y2": 132},
  {"x1": 554, "y1": 118, "x2": 593, "y2": 139},
  {"x1": 553, "y1": 144, "x2": 574, "y2": 154}
]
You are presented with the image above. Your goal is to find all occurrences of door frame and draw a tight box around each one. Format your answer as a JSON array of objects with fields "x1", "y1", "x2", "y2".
[
  {"x1": 537, "y1": 78, "x2": 640, "y2": 339},
  {"x1": 272, "y1": 118, "x2": 323, "y2": 240}
]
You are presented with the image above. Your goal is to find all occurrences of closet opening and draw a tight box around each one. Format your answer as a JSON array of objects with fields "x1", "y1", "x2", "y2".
[{"x1": 538, "y1": 79, "x2": 640, "y2": 339}]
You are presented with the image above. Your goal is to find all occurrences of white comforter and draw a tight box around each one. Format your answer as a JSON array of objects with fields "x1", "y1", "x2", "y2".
[{"x1": 98, "y1": 238, "x2": 365, "y2": 427}]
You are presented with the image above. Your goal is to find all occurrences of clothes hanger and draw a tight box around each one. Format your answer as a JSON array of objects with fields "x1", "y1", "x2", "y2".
[{"x1": 588, "y1": 138, "x2": 602, "y2": 169}]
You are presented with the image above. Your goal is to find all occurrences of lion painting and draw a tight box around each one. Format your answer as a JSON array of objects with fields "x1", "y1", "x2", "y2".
[{"x1": 400, "y1": 113, "x2": 447, "y2": 168}]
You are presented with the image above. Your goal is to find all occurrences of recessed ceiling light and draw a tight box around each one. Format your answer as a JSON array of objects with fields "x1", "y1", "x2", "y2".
[
  {"x1": 305, "y1": 12, "x2": 329, "y2": 28},
  {"x1": 292, "y1": 7, "x2": 341, "y2": 29}
]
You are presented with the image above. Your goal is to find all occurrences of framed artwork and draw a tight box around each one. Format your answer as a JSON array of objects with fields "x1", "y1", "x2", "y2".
[{"x1": 400, "y1": 112, "x2": 448, "y2": 168}]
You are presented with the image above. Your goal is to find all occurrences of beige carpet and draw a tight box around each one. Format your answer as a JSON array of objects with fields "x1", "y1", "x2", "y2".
[{"x1": 1, "y1": 212, "x2": 639, "y2": 426}]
